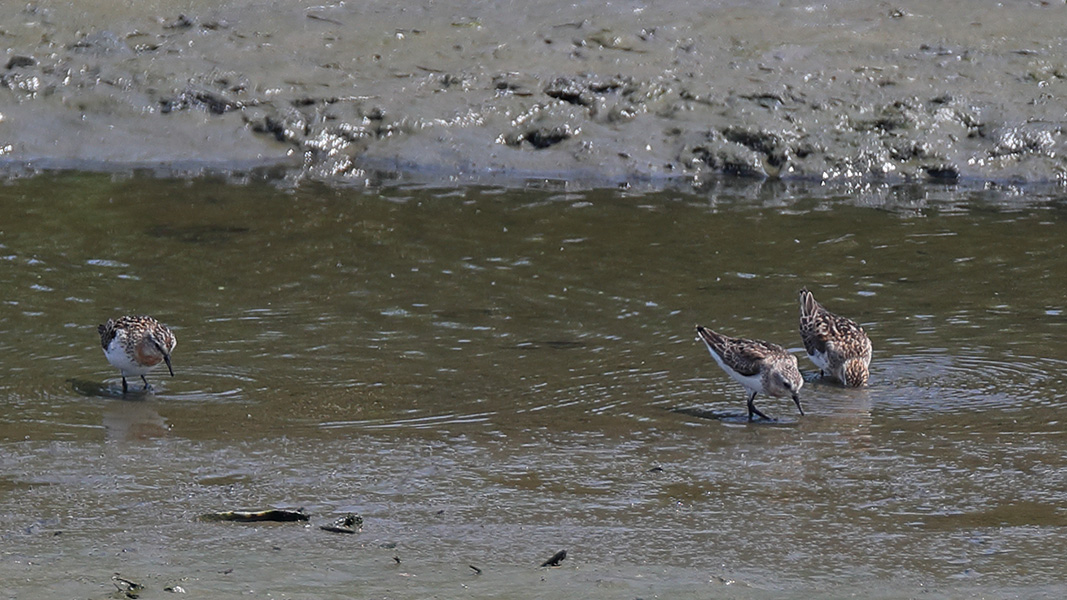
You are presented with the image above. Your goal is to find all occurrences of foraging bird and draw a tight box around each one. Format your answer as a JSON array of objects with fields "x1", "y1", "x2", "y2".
[
  {"x1": 798, "y1": 288, "x2": 871, "y2": 387},
  {"x1": 98, "y1": 315, "x2": 176, "y2": 393},
  {"x1": 695, "y1": 325, "x2": 804, "y2": 421}
]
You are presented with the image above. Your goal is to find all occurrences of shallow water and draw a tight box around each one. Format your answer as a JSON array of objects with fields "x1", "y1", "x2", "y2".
[{"x1": 2, "y1": 174, "x2": 1067, "y2": 598}]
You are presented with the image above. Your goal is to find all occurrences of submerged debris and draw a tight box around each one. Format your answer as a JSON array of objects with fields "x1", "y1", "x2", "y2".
[
  {"x1": 319, "y1": 513, "x2": 363, "y2": 534},
  {"x1": 540, "y1": 549, "x2": 567, "y2": 567},
  {"x1": 199, "y1": 509, "x2": 309, "y2": 523},
  {"x1": 112, "y1": 574, "x2": 144, "y2": 599}
]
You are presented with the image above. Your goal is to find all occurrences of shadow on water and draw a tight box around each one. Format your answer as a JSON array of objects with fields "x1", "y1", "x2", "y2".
[
  {"x1": 67, "y1": 377, "x2": 148, "y2": 400},
  {"x1": 670, "y1": 406, "x2": 802, "y2": 427}
]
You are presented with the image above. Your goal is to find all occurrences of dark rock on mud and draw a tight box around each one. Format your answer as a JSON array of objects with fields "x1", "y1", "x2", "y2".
[
  {"x1": 540, "y1": 549, "x2": 568, "y2": 567},
  {"x1": 5, "y1": 56, "x2": 35, "y2": 70},
  {"x1": 320, "y1": 513, "x2": 363, "y2": 534}
]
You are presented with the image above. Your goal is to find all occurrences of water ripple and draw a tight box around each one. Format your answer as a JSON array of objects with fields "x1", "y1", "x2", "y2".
[{"x1": 874, "y1": 349, "x2": 1067, "y2": 417}]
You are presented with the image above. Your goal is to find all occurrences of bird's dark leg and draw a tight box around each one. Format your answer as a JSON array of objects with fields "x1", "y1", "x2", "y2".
[
  {"x1": 141, "y1": 375, "x2": 152, "y2": 391},
  {"x1": 747, "y1": 392, "x2": 770, "y2": 421},
  {"x1": 121, "y1": 376, "x2": 129, "y2": 394}
]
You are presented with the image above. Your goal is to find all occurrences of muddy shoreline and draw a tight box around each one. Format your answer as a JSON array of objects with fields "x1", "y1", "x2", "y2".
[{"x1": 2, "y1": 1, "x2": 1066, "y2": 187}]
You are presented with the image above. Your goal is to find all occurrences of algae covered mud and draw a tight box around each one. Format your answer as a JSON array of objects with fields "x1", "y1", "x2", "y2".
[
  {"x1": 2, "y1": 1, "x2": 1067, "y2": 185},
  {"x1": 1, "y1": 174, "x2": 1067, "y2": 598}
]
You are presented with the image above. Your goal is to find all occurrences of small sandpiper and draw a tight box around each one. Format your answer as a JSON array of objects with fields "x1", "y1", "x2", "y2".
[
  {"x1": 97, "y1": 315, "x2": 177, "y2": 393},
  {"x1": 798, "y1": 288, "x2": 871, "y2": 387},
  {"x1": 695, "y1": 325, "x2": 804, "y2": 421}
]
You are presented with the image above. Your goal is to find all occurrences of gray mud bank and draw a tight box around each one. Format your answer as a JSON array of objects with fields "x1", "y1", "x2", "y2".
[{"x1": 2, "y1": 1, "x2": 1066, "y2": 186}]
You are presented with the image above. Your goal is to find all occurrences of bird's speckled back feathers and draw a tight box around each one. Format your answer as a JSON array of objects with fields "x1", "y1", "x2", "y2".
[{"x1": 798, "y1": 288, "x2": 871, "y2": 387}]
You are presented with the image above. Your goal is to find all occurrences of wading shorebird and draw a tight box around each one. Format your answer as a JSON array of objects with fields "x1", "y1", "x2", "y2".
[
  {"x1": 97, "y1": 315, "x2": 176, "y2": 393},
  {"x1": 695, "y1": 325, "x2": 804, "y2": 421},
  {"x1": 798, "y1": 288, "x2": 871, "y2": 387}
]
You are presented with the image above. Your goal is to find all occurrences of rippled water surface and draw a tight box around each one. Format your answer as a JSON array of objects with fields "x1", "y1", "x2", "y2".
[{"x1": 2, "y1": 174, "x2": 1067, "y2": 598}]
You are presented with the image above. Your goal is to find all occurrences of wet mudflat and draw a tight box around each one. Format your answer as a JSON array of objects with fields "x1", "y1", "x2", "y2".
[
  {"x1": 3, "y1": 1, "x2": 1067, "y2": 184},
  {"x1": 1, "y1": 174, "x2": 1066, "y2": 598}
]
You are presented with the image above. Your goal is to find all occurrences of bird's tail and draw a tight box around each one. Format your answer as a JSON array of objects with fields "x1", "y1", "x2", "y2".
[
  {"x1": 798, "y1": 287, "x2": 820, "y2": 319},
  {"x1": 695, "y1": 325, "x2": 726, "y2": 354}
]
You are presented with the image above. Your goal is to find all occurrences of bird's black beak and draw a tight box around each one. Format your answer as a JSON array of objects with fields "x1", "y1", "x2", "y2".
[
  {"x1": 164, "y1": 353, "x2": 174, "y2": 377},
  {"x1": 792, "y1": 393, "x2": 804, "y2": 416}
]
